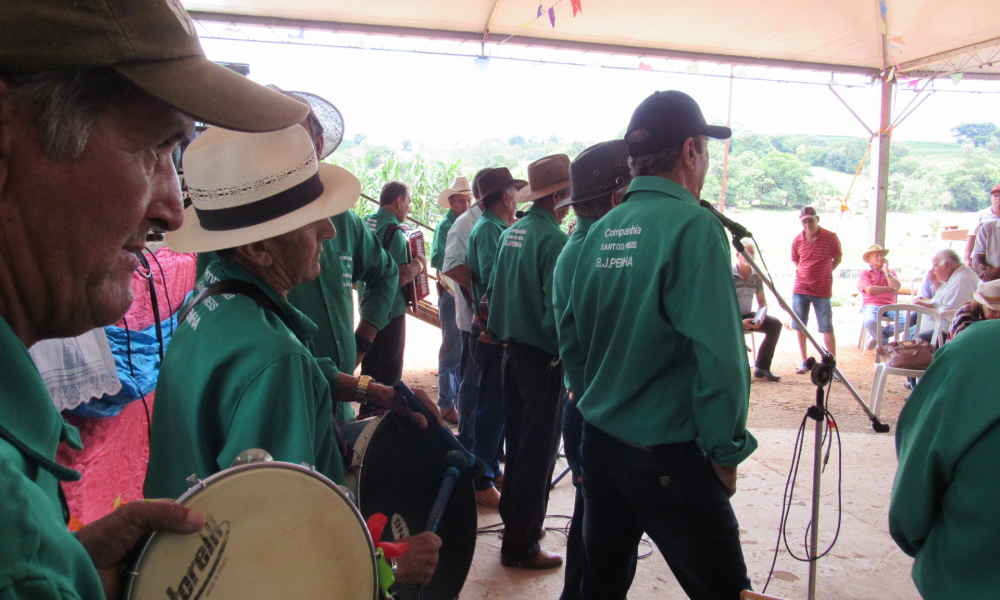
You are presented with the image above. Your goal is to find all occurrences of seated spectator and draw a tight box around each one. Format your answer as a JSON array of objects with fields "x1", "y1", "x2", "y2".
[
  {"x1": 913, "y1": 249, "x2": 980, "y2": 342},
  {"x1": 949, "y1": 279, "x2": 1000, "y2": 339},
  {"x1": 858, "y1": 244, "x2": 901, "y2": 350},
  {"x1": 917, "y1": 268, "x2": 941, "y2": 300},
  {"x1": 733, "y1": 240, "x2": 782, "y2": 381}
]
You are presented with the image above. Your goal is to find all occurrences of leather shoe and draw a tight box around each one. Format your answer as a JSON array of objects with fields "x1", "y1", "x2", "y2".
[
  {"x1": 493, "y1": 473, "x2": 504, "y2": 490},
  {"x1": 753, "y1": 368, "x2": 782, "y2": 382},
  {"x1": 475, "y1": 486, "x2": 500, "y2": 509},
  {"x1": 501, "y1": 549, "x2": 563, "y2": 570},
  {"x1": 441, "y1": 408, "x2": 459, "y2": 426}
]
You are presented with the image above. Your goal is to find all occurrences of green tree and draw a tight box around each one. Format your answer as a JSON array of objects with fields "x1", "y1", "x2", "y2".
[
  {"x1": 824, "y1": 138, "x2": 870, "y2": 173},
  {"x1": 951, "y1": 122, "x2": 997, "y2": 148},
  {"x1": 353, "y1": 133, "x2": 367, "y2": 145},
  {"x1": 730, "y1": 132, "x2": 776, "y2": 158},
  {"x1": 945, "y1": 157, "x2": 1000, "y2": 211}
]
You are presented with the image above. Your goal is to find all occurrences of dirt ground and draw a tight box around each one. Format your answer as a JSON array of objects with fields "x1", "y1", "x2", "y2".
[{"x1": 370, "y1": 304, "x2": 918, "y2": 600}]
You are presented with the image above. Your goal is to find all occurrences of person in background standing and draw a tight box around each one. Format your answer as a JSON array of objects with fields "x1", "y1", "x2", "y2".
[{"x1": 790, "y1": 206, "x2": 842, "y2": 375}]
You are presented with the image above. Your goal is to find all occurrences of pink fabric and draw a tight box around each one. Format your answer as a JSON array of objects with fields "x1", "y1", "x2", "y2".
[
  {"x1": 58, "y1": 393, "x2": 156, "y2": 524},
  {"x1": 114, "y1": 249, "x2": 197, "y2": 331},
  {"x1": 59, "y1": 249, "x2": 197, "y2": 524},
  {"x1": 858, "y1": 267, "x2": 898, "y2": 307},
  {"x1": 791, "y1": 227, "x2": 842, "y2": 298}
]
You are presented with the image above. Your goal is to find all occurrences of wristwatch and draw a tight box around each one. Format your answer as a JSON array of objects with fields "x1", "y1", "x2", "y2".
[
  {"x1": 356, "y1": 375, "x2": 373, "y2": 404},
  {"x1": 355, "y1": 333, "x2": 374, "y2": 353}
]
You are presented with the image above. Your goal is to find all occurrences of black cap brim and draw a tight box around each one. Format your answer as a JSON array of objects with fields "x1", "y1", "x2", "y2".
[{"x1": 705, "y1": 125, "x2": 733, "y2": 140}]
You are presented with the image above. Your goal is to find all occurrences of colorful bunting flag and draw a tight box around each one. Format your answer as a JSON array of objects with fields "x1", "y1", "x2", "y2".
[
  {"x1": 638, "y1": 61, "x2": 652, "y2": 71},
  {"x1": 951, "y1": 73, "x2": 963, "y2": 86},
  {"x1": 548, "y1": 7, "x2": 556, "y2": 27},
  {"x1": 879, "y1": 0, "x2": 887, "y2": 18},
  {"x1": 571, "y1": 0, "x2": 582, "y2": 17},
  {"x1": 889, "y1": 36, "x2": 906, "y2": 45},
  {"x1": 537, "y1": 4, "x2": 543, "y2": 18}
]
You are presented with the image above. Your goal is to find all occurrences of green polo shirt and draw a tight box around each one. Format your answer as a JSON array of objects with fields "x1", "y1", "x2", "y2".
[
  {"x1": 561, "y1": 176, "x2": 756, "y2": 464},
  {"x1": 360, "y1": 208, "x2": 408, "y2": 319},
  {"x1": 487, "y1": 202, "x2": 568, "y2": 355},
  {"x1": 553, "y1": 217, "x2": 596, "y2": 396},
  {"x1": 287, "y1": 211, "x2": 398, "y2": 422},
  {"x1": 466, "y1": 209, "x2": 508, "y2": 313},
  {"x1": 430, "y1": 210, "x2": 457, "y2": 272},
  {"x1": 890, "y1": 320, "x2": 1000, "y2": 599},
  {"x1": 144, "y1": 258, "x2": 345, "y2": 500},
  {"x1": 0, "y1": 317, "x2": 105, "y2": 600}
]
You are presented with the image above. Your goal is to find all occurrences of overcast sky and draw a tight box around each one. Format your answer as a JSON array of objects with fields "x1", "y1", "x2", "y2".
[{"x1": 201, "y1": 37, "x2": 1000, "y2": 150}]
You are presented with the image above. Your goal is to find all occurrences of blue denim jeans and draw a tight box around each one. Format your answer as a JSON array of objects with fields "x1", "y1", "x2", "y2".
[
  {"x1": 457, "y1": 329, "x2": 480, "y2": 451},
  {"x1": 791, "y1": 293, "x2": 834, "y2": 333},
  {"x1": 862, "y1": 305, "x2": 905, "y2": 344},
  {"x1": 579, "y1": 422, "x2": 750, "y2": 600},
  {"x1": 471, "y1": 331, "x2": 505, "y2": 491},
  {"x1": 437, "y1": 292, "x2": 462, "y2": 412}
]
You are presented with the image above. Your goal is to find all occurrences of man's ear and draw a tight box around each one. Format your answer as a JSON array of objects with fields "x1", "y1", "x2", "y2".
[
  {"x1": 236, "y1": 241, "x2": 273, "y2": 268},
  {"x1": 682, "y1": 136, "x2": 699, "y2": 170}
]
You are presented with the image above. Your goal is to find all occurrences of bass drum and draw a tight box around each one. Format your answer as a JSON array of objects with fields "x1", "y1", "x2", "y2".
[
  {"x1": 342, "y1": 415, "x2": 477, "y2": 600},
  {"x1": 125, "y1": 461, "x2": 378, "y2": 600}
]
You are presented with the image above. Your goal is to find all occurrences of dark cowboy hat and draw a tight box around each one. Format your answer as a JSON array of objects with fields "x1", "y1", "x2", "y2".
[
  {"x1": 474, "y1": 167, "x2": 527, "y2": 203},
  {"x1": 556, "y1": 140, "x2": 631, "y2": 209}
]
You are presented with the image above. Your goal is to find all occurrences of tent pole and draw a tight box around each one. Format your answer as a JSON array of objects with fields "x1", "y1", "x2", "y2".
[
  {"x1": 719, "y1": 65, "x2": 734, "y2": 212},
  {"x1": 869, "y1": 73, "x2": 892, "y2": 247}
]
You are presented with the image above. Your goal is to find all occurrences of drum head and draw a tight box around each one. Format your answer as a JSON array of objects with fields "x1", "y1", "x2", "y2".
[
  {"x1": 347, "y1": 416, "x2": 477, "y2": 600},
  {"x1": 126, "y1": 462, "x2": 377, "y2": 600}
]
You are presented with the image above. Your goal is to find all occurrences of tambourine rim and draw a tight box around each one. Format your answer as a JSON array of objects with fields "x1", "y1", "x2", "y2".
[{"x1": 124, "y1": 461, "x2": 379, "y2": 600}]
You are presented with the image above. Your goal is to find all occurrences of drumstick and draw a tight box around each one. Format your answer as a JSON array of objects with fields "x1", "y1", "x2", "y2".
[
  {"x1": 425, "y1": 450, "x2": 468, "y2": 534},
  {"x1": 392, "y1": 381, "x2": 488, "y2": 479}
]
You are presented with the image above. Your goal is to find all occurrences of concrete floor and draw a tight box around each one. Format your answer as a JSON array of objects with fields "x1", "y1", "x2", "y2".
[{"x1": 458, "y1": 428, "x2": 917, "y2": 600}]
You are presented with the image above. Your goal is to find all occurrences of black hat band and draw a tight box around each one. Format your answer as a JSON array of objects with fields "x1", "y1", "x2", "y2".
[{"x1": 194, "y1": 172, "x2": 324, "y2": 232}]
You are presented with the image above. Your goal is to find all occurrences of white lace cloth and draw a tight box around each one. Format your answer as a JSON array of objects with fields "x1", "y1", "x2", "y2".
[{"x1": 28, "y1": 329, "x2": 122, "y2": 412}]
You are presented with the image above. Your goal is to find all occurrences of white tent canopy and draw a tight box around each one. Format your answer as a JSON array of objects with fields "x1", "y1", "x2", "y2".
[{"x1": 186, "y1": 0, "x2": 1000, "y2": 78}]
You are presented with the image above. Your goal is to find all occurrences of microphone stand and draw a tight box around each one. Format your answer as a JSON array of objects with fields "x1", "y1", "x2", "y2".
[{"x1": 700, "y1": 202, "x2": 890, "y2": 600}]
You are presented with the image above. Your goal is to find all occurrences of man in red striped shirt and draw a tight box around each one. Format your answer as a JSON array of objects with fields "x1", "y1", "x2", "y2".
[{"x1": 790, "y1": 206, "x2": 843, "y2": 374}]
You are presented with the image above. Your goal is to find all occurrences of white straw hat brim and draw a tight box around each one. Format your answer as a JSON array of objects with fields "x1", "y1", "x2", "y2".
[
  {"x1": 166, "y1": 163, "x2": 360, "y2": 253},
  {"x1": 438, "y1": 188, "x2": 473, "y2": 209},
  {"x1": 973, "y1": 291, "x2": 1000, "y2": 311}
]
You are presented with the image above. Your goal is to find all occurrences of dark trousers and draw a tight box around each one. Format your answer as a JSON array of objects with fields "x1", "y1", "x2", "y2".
[
  {"x1": 361, "y1": 313, "x2": 405, "y2": 385},
  {"x1": 471, "y1": 330, "x2": 505, "y2": 491},
  {"x1": 580, "y1": 422, "x2": 750, "y2": 600},
  {"x1": 498, "y1": 342, "x2": 565, "y2": 560},
  {"x1": 457, "y1": 330, "x2": 480, "y2": 451},
  {"x1": 743, "y1": 313, "x2": 782, "y2": 371}
]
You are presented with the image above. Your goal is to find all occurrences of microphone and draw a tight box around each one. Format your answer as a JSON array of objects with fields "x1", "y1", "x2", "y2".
[{"x1": 699, "y1": 199, "x2": 751, "y2": 240}]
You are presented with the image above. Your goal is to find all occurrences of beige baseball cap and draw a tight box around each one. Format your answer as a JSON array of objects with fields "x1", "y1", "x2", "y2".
[{"x1": 0, "y1": 0, "x2": 308, "y2": 132}]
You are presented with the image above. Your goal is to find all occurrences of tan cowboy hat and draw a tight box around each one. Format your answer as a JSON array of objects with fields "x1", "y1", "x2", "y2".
[
  {"x1": 973, "y1": 279, "x2": 1000, "y2": 311},
  {"x1": 438, "y1": 177, "x2": 475, "y2": 209},
  {"x1": 166, "y1": 125, "x2": 360, "y2": 253},
  {"x1": 514, "y1": 154, "x2": 571, "y2": 204},
  {"x1": 862, "y1": 244, "x2": 890, "y2": 262}
]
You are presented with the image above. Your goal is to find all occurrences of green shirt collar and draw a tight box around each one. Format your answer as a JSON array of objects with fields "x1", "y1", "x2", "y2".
[
  {"x1": 482, "y1": 209, "x2": 509, "y2": 230},
  {"x1": 0, "y1": 316, "x2": 83, "y2": 481},
  {"x1": 376, "y1": 207, "x2": 401, "y2": 226},
  {"x1": 526, "y1": 201, "x2": 559, "y2": 226},
  {"x1": 623, "y1": 176, "x2": 699, "y2": 207},
  {"x1": 203, "y1": 258, "x2": 319, "y2": 343},
  {"x1": 444, "y1": 209, "x2": 457, "y2": 223}
]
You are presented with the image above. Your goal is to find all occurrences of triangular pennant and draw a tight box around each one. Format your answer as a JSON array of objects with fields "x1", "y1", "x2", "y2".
[
  {"x1": 548, "y1": 7, "x2": 556, "y2": 27},
  {"x1": 537, "y1": 4, "x2": 543, "y2": 18},
  {"x1": 951, "y1": 73, "x2": 963, "y2": 86},
  {"x1": 879, "y1": 0, "x2": 887, "y2": 18},
  {"x1": 638, "y1": 61, "x2": 653, "y2": 71},
  {"x1": 878, "y1": 17, "x2": 886, "y2": 35},
  {"x1": 571, "y1": 0, "x2": 582, "y2": 17},
  {"x1": 889, "y1": 36, "x2": 906, "y2": 45}
]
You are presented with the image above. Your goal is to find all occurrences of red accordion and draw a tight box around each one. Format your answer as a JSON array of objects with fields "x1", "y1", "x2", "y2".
[{"x1": 402, "y1": 226, "x2": 430, "y2": 312}]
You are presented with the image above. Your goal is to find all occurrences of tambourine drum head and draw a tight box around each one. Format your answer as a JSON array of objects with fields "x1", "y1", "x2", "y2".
[
  {"x1": 127, "y1": 464, "x2": 377, "y2": 600},
  {"x1": 342, "y1": 417, "x2": 477, "y2": 600}
]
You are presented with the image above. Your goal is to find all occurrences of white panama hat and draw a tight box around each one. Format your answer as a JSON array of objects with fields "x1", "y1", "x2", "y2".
[
  {"x1": 972, "y1": 279, "x2": 1000, "y2": 311},
  {"x1": 437, "y1": 176, "x2": 474, "y2": 209},
  {"x1": 166, "y1": 125, "x2": 360, "y2": 253}
]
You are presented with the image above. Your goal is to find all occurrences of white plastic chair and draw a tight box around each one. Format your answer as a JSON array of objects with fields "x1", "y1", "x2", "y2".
[
  {"x1": 870, "y1": 303, "x2": 944, "y2": 419},
  {"x1": 859, "y1": 308, "x2": 897, "y2": 355},
  {"x1": 745, "y1": 330, "x2": 757, "y2": 364}
]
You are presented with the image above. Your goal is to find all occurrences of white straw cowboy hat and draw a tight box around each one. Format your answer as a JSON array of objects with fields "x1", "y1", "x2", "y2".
[
  {"x1": 862, "y1": 244, "x2": 890, "y2": 262},
  {"x1": 973, "y1": 279, "x2": 1000, "y2": 311},
  {"x1": 438, "y1": 177, "x2": 475, "y2": 209},
  {"x1": 166, "y1": 125, "x2": 360, "y2": 253},
  {"x1": 514, "y1": 154, "x2": 571, "y2": 204}
]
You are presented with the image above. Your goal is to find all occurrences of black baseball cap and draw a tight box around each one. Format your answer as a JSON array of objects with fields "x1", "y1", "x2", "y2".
[
  {"x1": 625, "y1": 90, "x2": 731, "y2": 157},
  {"x1": 799, "y1": 206, "x2": 819, "y2": 221}
]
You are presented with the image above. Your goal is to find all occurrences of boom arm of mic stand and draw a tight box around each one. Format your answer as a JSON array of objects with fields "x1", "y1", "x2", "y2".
[{"x1": 732, "y1": 237, "x2": 890, "y2": 434}]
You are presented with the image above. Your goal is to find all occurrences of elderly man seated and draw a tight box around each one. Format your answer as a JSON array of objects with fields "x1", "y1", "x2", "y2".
[
  {"x1": 913, "y1": 249, "x2": 980, "y2": 342},
  {"x1": 733, "y1": 240, "x2": 783, "y2": 381},
  {"x1": 144, "y1": 124, "x2": 441, "y2": 585},
  {"x1": 858, "y1": 244, "x2": 901, "y2": 350}
]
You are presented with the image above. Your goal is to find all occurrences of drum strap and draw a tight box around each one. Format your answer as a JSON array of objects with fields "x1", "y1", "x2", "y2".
[{"x1": 178, "y1": 279, "x2": 292, "y2": 330}]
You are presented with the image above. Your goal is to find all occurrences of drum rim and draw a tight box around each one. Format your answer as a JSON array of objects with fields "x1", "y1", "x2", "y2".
[{"x1": 124, "y1": 461, "x2": 379, "y2": 600}]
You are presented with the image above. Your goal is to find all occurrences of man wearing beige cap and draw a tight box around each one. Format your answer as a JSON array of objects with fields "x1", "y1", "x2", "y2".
[
  {"x1": 431, "y1": 177, "x2": 474, "y2": 424},
  {"x1": 487, "y1": 155, "x2": 571, "y2": 569},
  {"x1": 0, "y1": 0, "x2": 311, "y2": 597}
]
